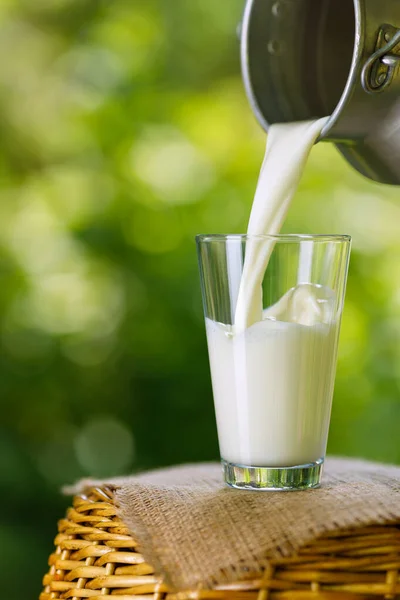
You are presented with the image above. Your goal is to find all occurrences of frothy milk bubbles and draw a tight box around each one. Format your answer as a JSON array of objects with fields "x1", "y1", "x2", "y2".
[{"x1": 205, "y1": 118, "x2": 341, "y2": 468}]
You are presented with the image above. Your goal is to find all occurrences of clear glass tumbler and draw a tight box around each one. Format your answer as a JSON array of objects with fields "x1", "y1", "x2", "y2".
[{"x1": 197, "y1": 234, "x2": 351, "y2": 490}]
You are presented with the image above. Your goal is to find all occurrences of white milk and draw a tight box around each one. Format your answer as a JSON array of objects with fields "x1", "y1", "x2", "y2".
[
  {"x1": 206, "y1": 117, "x2": 341, "y2": 467},
  {"x1": 235, "y1": 118, "x2": 329, "y2": 330},
  {"x1": 206, "y1": 284, "x2": 338, "y2": 467}
]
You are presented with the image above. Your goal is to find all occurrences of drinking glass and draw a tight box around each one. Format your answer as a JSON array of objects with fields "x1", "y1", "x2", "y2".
[{"x1": 197, "y1": 234, "x2": 351, "y2": 490}]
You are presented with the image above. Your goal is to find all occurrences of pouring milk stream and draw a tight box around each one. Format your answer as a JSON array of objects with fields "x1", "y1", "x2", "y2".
[
  {"x1": 205, "y1": 117, "x2": 342, "y2": 467},
  {"x1": 234, "y1": 117, "x2": 329, "y2": 330}
]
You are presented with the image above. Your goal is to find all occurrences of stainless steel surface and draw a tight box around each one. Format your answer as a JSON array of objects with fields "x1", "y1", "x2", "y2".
[
  {"x1": 241, "y1": 0, "x2": 400, "y2": 184},
  {"x1": 382, "y1": 54, "x2": 400, "y2": 66}
]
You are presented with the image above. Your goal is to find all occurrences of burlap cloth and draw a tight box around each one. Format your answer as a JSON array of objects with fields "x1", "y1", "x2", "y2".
[{"x1": 69, "y1": 457, "x2": 400, "y2": 590}]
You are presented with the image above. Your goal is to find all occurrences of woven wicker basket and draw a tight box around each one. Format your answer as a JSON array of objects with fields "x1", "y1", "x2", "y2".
[{"x1": 41, "y1": 486, "x2": 400, "y2": 599}]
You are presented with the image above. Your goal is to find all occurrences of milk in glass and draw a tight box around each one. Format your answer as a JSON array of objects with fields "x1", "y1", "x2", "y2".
[{"x1": 205, "y1": 118, "x2": 341, "y2": 468}]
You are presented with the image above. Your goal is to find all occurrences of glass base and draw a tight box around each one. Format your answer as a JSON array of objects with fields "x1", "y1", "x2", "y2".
[{"x1": 222, "y1": 458, "x2": 324, "y2": 491}]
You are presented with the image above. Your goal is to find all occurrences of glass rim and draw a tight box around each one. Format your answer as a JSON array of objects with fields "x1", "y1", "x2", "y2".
[{"x1": 196, "y1": 233, "x2": 351, "y2": 244}]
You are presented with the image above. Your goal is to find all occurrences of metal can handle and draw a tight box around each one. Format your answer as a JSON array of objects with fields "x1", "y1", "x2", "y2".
[{"x1": 361, "y1": 27, "x2": 400, "y2": 93}]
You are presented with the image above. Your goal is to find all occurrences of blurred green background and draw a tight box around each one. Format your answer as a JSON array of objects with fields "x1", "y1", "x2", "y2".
[{"x1": 1, "y1": 0, "x2": 400, "y2": 598}]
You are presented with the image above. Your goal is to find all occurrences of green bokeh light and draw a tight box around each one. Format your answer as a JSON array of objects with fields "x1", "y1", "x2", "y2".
[{"x1": 0, "y1": 1, "x2": 399, "y2": 598}]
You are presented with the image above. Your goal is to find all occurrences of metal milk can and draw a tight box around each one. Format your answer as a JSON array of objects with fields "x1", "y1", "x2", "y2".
[{"x1": 241, "y1": 0, "x2": 400, "y2": 184}]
